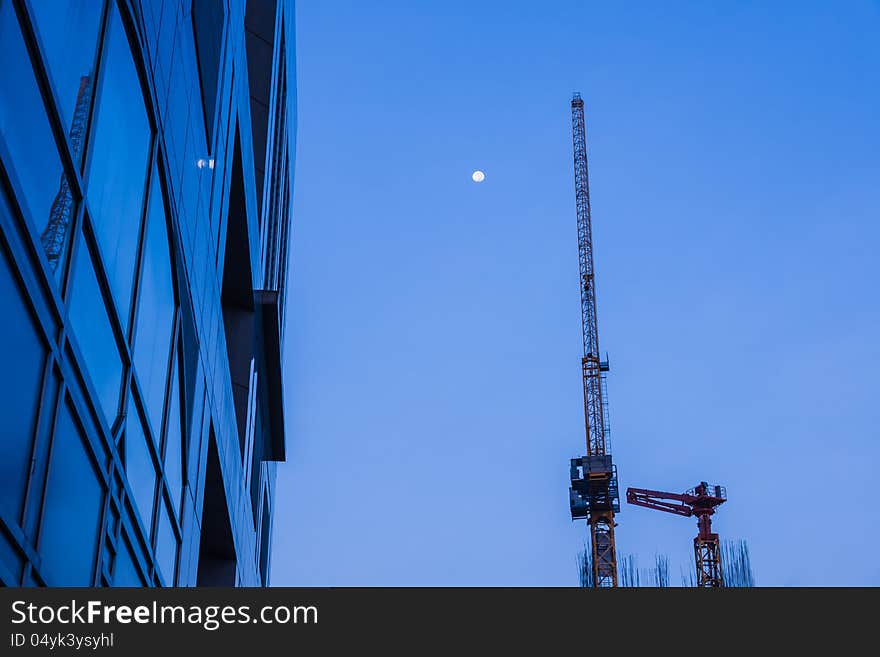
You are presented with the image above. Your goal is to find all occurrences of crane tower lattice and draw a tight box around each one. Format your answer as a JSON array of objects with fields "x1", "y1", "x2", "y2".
[{"x1": 567, "y1": 93, "x2": 620, "y2": 588}]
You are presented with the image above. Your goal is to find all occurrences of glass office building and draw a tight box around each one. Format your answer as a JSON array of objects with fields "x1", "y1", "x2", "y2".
[{"x1": 0, "y1": 0, "x2": 295, "y2": 586}]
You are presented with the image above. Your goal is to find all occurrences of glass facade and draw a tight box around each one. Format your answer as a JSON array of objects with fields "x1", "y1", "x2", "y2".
[
  {"x1": 0, "y1": 230, "x2": 45, "y2": 528},
  {"x1": 0, "y1": 0, "x2": 295, "y2": 587},
  {"x1": 0, "y1": 2, "x2": 74, "y2": 278},
  {"x1": 86, "y1": 2, "x2": 152, "y2": 331}
]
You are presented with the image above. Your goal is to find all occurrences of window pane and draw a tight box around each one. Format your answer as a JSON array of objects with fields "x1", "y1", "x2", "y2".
[
  {"x1": 125, "y1": 395, "x2": 157, "y2": 534},
  {"x1": 112, "y1": 534, "x2": 145, "y2": 586},
  {"x1": 164, "y1": 356, "x2": 183, "y2": 516},
  {"x1": 192, "y1": 0, "x2": 226, "y2": 147},
  {"x1": 0, "y1": 4, "x2": 74, "y2": 277},
  {"x1": 259, "y1": 494, "x2": 270, "y2": 585},
  {"x1": 0, "y1": 536, "x2": 24, "y2": 585},
  {"x1": 155, "y1": 500, "x2": 178, "y2": 585},
  {"x1": 68, "y1": 231, "x2": 123, "y2": 424},
  {"x1": 28, "y1": 0, "x2": 103, "y2": 154},
  {"x1": 133, "y1": 165, "x2": 175, "y2": 434},
  {"x1": 250, "y1": 403, "x2": 264, "y2": 526},
  {"x1": 39, "y1": 400, "x2": 104, "y2": 585},
  {"x1": 0, "y1": 228, "x2": 45, "y2": 525},
  {"x1": 86, "y1": 4, "x2": 151, "y2": 329}
]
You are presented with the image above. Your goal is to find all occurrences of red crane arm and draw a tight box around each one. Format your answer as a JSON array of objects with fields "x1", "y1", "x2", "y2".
[
  {"x1": 626, "y1": 488, "x2": 694, "y2": 517},
  {"x1": 625, "y1": 483, "x2": 728, "y2": 587}
]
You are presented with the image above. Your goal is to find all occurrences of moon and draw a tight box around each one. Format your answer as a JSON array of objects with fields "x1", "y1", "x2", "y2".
[{"x1": 471, "y1": 170, "x2": 485, "y2": 183}]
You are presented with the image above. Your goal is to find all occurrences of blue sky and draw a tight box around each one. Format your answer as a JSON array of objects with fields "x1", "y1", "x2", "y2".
[{"x1": 272, "y1": 0, "x2": 880, "y2": 586}]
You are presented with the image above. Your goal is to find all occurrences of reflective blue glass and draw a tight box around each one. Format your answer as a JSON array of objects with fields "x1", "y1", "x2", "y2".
[
  {"x1": 85, "y1": 4, "x2": 151, "y2": 329},
  {"x1": 0, "y1": 4, "x2": 73, "y2": 277},
  {"x1": 68, "y1": 231, "x2": 123, "y2": 424},
  {"x1": 28, "y1": 0, "x2": 103, "y2": 160},
  {"x1": 192, "y1": 0, "x2": 225, "y2": 146},
  {"x1": 0, "y1": 230, "x2": 45, "y2": 525},
  {"x1": 155, "y1": 500, "x2": 177, "y2": 585},
  {"x1": 164, "y1": 356, "x2": 183, "y2": 516},
  {"x1": 259, "y1": 495, "x2": 270, "y2": 585},
  {"x1": 0, "y1": 537, "x2": 23, "y2": 585},
  {"x1": 112, "y1": 534, "x2": 145, "y2": 586},
  {"x1": 39, "y1": 401, "x2": 103, "y2": 585},
  {"x1": 133, "y1": 164, "x2": 175, "y2": 434},
  {"x1": 124, "y1": 395, "x2": 157, "y2": 534}
]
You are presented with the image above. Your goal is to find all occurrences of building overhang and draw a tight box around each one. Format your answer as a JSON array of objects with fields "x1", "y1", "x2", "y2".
[{"x1": 255, "y1": 289, "x2": 286, "y2": 461}]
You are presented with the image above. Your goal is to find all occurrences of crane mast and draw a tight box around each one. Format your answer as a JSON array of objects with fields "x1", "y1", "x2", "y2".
[{"x1": 567, "y1": 93, "x2": 620, "y2": 587}]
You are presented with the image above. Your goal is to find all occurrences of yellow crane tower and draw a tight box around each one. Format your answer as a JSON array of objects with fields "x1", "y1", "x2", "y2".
[{"x1": 567, "y1": 93, "x2": 620, "y2": 587}]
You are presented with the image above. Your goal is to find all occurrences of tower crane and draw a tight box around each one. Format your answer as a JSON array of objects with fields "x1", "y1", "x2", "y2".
[
  {"x1": 626, "y1": 482, "x2": 728, "y2": 587},
  {"x1": 42, "y1": 75, "x2": 92, "y2": 271},
  {"x1": 567, "y1": 93, "x2": 620, "y2": 587}
]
